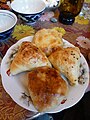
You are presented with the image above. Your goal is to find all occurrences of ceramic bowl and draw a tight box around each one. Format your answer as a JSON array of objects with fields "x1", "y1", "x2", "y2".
[
  {"x1": 11, "y1": 0, "x2": 46, "y2": 24},
  {"x1": 0, "y1": 10, "x2": 17, "y2": 41}
]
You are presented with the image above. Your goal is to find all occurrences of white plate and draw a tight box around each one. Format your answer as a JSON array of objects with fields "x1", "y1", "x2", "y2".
[{"x1": 1, "y1": 36, "x2": 89, "y2": 113}]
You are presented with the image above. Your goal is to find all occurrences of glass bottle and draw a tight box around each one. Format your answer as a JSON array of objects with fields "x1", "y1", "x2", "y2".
[{"x1": 58, "y1": 0, "x2": 84, "y2": 25}]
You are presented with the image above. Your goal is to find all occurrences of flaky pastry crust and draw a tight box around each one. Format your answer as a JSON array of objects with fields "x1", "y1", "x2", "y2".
[
  {"x1": 48, "y1": 47, "x2": 80, "y2": 85},
  {"x1": 28, "y1": 66, "x2": 68, "y2": 112},
  {"x1": 32, "y1": 28, "x2": 63, "y2": 56},
  {"x1": 10, "y1": 41, "x2": 51, "y2": 75}
]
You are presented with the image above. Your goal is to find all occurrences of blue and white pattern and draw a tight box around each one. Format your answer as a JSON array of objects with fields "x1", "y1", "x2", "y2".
[
  {"x1": 0, "y1": 27, "x2": 14, "y2": 41},
  {"x1": 18, "y1": 12, "x2": 44, "y2": 24},
  {"x1": 0, "y1": 10, "x2": 17, "y2": 41}
]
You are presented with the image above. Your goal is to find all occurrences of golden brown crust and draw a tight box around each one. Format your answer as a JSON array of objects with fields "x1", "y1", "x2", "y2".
[
  {"x1": 10, "y1": 41, "x2": 51, "y2": 75},
  {"x1": 48, "y1": 47, "x2": 80, "y2": 85},
  {"x1": 28, "y1": 66, "x2": 68, "y2": 112},
  {"x1": 32, "y1": 29, "x2": 63, "y2": 56}
]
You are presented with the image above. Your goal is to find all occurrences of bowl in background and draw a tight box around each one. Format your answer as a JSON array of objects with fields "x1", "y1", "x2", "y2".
[
  {"x1": 0, "y1": 10, "x2": 17, "y2": 41},
  {"x1": 11, "y1": 0, "x2": 46, "y2": 24}
]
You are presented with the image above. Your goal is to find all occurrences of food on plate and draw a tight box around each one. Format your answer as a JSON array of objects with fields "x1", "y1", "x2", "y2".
[
  {"x1": 10, "y1": 41, "x2": 51, "y2": 75},
  {"x1": 32, "y1": 28, "x2": 63, "y2": 56},
  {"x1": 28, "y1": 66, "x2": 68, "y2": 112},
  {"x1": 48, "y1": 47, "x2": 80, "y2": 85}
]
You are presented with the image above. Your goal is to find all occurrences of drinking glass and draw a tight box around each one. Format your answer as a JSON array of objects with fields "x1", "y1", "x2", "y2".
[{"x1": 58, "y1": 0, "x2": 84, "y2": 25}]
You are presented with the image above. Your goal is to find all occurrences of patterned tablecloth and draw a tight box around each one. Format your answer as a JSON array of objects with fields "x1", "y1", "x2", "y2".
[{"x1": 0, "y1": 1, "x2": 90, "y2": 120}]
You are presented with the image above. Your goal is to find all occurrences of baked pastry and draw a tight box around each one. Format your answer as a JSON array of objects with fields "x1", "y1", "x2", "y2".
[
  {"x1": 48, "y1": 47, "x2": 80, "y2": 85},
  {"x1": 10, "y1": 41, "x2": 51, "y2": 75},
  {"x1": 32, "y1": 28, "x2": 63, "y2": 56},
  {"x1": 28, "y1": 66, "x2": 68, "y2": 112}
]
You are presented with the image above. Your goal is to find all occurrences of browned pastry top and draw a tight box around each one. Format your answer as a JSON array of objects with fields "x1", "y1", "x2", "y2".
[{"x1": 28, "y1": 66, "x2": 68, "y2": 112}]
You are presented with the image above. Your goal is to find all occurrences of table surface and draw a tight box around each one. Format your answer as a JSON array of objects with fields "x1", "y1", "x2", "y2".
[{"x1": 0, "y1": 1, "x2": 90, "y2": 120}]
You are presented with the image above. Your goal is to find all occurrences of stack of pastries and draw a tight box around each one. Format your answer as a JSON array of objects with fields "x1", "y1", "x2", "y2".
[{"x1": 9, "y1": 28, "x2": 80, "y2": 112}]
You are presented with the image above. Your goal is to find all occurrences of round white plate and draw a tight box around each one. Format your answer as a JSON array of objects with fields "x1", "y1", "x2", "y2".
[{"x1": 1, "y1": 36, "x2": 89, "y2": 113}]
